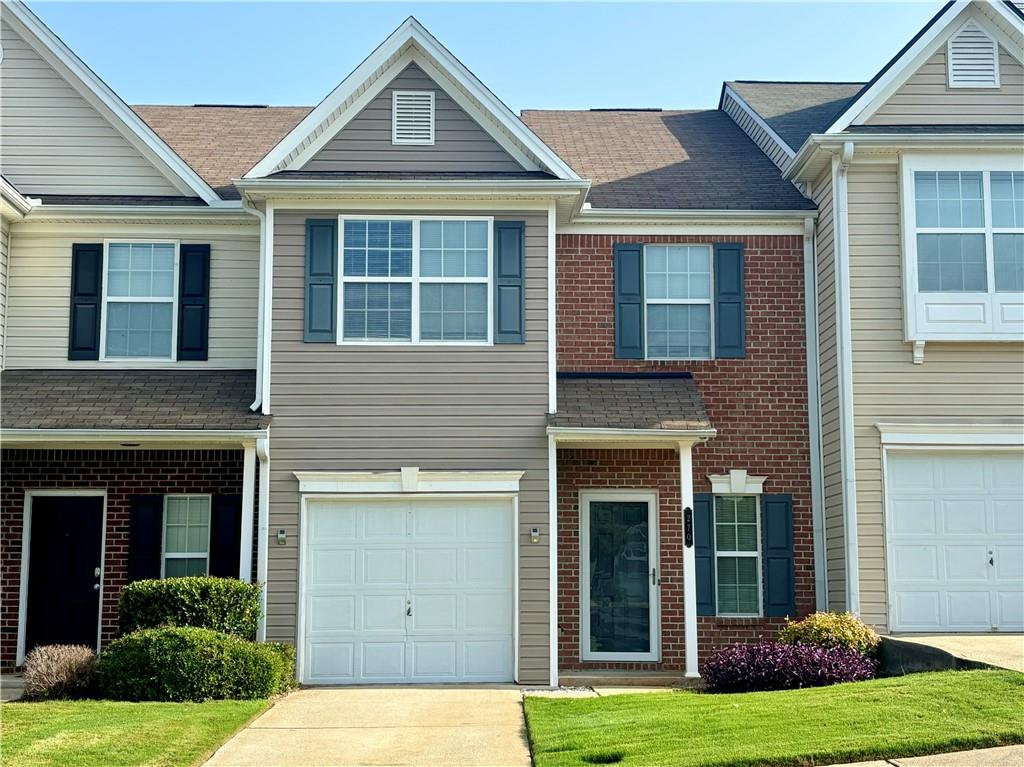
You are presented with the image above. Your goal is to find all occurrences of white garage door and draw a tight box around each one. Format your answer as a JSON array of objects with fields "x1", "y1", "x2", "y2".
[
  {"x1": 888, "y1": 452, "x2": 1024, "y2": 632},
  {"x1": 301, "y1": 497, "x2": 515, "y2": 684}
]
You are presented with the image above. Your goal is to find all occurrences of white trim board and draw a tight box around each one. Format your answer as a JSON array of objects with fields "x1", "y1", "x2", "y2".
[
  {"x1": 293, "y1": 469, "x2": 525, "y2": 494},
  {"x1": 17, "y1": 489, "x2": 108, "y2": 665},
  {"x1": 877, "y1": 422, "x2": 1024, "y2": 446},
  {"x1": 245, "y1": 18, "x2": 579, "y2": 181},
  {"x1": 3, "y1": 1, "x2": 221, "y2": 204}
]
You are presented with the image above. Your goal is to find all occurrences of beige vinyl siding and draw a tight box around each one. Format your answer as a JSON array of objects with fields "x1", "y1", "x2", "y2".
[
  {"x1": 267, "y1": 209, "x2": 551, "y2": 684},
  {"x1": 866, "y1": 46, "x2": 1024, "y2": 125},
  {"x1": 4, "y1": 224, "x2": 259, "y2": 368},
  {"x1": 846, "y1": 162, "x2": 1024, "y2": 628},
  {"x1": 1, "y1": 216, "x2": 9, "y2": 367},
  {"x1": 812, "y1": 165, "x2": 847, "y2": 611},
  {"x1": 721, "y1": 90, "x2": 794, "y2": 171},
  {"x1": 302, "y1": 64, "x2": 524, "y2": 173},
  {"x1": 0, "y1": 20, "x2": 181, "y2": 196}
]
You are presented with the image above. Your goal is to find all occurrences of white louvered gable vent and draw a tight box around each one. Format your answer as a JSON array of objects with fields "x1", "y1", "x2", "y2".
[
  {"x1": 947, "y1": 20, "x2": 1000, "y2": 88},
  {"x1": 392, "y1": 90, "x2": 435, "y2": 145}
]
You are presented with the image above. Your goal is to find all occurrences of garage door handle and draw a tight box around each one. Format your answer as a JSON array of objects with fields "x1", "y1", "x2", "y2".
[
  {"x1": 406, "y1": 605, "x2": 412, "y2": 617},
  {"x1": 989, "y1": 555, "x2": 994, "y2": 566}
]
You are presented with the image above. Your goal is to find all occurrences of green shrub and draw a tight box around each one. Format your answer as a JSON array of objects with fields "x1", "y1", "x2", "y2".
[
  {"x1": 119, "y1": 577, "x2": 261, "y2": 639},
  {"x1": 23, "y1": 644, "x2": 97, "y2": 700},
  {"x1": 265, "y1": 642, "x2": 298, "y2": 692},
  {"x1": 779, "y1": 612, "x2": 881, "y2": 656},
  {"x1": 97, "y1": 627, "x2": 281, "y2": 702}
]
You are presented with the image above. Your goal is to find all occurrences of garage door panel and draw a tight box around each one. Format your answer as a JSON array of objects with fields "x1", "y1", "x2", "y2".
[
  {"x1": 363, "y1": 548, "x2": 407, "y2": 585},
  {"x1": 412, "y1": 548, "x2": 458, "y2": 585},
  {"x1": 411, "y1": 641, "x2": 458, "y2": 679},
  {"x1": 362, "y1": 642, "x2": 407, "y2": 679},
  {"x1": 308, "y1": 642, "x2": 355, "y2": 681},
  {"x1": 362, "y1": 594, "x2": 407, "y2": 631},
  {"x1": 465, "y1": 546, "x2": 511, "y2": 585},
  {"x1": 464, "y1": 639, "x2": 512, "y2": 678},
  {"x1": 363, "y1": 505, "x2": 408, "y2": 538},
  {"x1": 413, "y1": 505, "x2": 459, "y2": 538},
  {"x1": 309, "y1": 595, "x2": 356, "y2": 632},
  {"x1": 888, "y1": 452, "x2": 1024, "y2": 633},
  {"x1": 309, "y1": 508, "x2": 358, "y2": 540},
  {"x1": 465, "y1": 592, "x2": 512, "y2": 632},
  {"x1": 464, "y1": 507, "x2": 511, "y2": 539},
  {"x1": 411, "y1": 594, "x2": 458, "y2": 631},
  {"x1": 309, "y1": 548, "x2": 357, "y2": 586}
]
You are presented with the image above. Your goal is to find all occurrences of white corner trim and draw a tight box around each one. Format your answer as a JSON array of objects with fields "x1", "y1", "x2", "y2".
[
  {"x1": 255, "y1": 436, "x2": 270, "y2": 642},
  {"x1": 4, "y1": 0, "x2": 220, "y2": 203},
  {"x1": 547, "y1": 432, "x2": 558, "y2": 687},
  {"x1": 876, "y1": 422, "x2": 1024, "y2": 446},
  {"x1": 707, "y1": 470, "x2": 767, "y2": 495},
  {"x1": 547, "y1": 203, "x2": 557, "y2": 416},
  {"x1": 293, "y1": 469, "x2": 525, "y2": 495}
]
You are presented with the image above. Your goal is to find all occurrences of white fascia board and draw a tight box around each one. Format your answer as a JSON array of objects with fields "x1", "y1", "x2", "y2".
[
  {"x1": 876, "y1": 422, "x2": 1024, "y2": 446},
  {"x1": 826, "y1": 1, "x2": 1023, "y2": 134},
  {"x1": 721, "y1": 85, "x2": 797, "y2": 160},
  {"x1": 5, "y1": 1, "x2": 221, "y2": 204},
  {"x1": 564, "y1": 207, "x2": 814, "y2": 234},
  {"x1": 294, "y1": 469, "x2": 525, "y2": 494},
  {"x1": 244, "y1": 17, "x2": 579, "y2": 181},
  {"x1": 0, "y1": 178, "x2": 35, "y2": 219},
  {"x1": 0, "y1": 428, "x2": 267, "y2": 445},
  {"x1": 547, "y1": 426, "x2": 717, "y2": 446}
]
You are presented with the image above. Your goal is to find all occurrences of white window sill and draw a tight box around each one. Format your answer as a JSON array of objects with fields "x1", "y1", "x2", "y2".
[{"x1": 337, "y1": 340, "x2": 494, "y2": 348}]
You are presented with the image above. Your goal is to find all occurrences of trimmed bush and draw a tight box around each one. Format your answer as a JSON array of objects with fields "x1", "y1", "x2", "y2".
[
  {"x1": 779, "y1": 612, "x2": 881, "y2": 657},
  {"x1": 266, "y1": 642, "x2": 298, "y2": 692},
  {"x1": 97, "y1": 626, "x2": 282, "y2": 702},
  {"x1": 119, "y1": 577, "x2": 261, "y2": 639},
  {"x1": 703, "y1": 641, "x2": 878, "y2": 693},
  {"x1": 23, "y1": 644, "x2": 97, "y2": 700}
]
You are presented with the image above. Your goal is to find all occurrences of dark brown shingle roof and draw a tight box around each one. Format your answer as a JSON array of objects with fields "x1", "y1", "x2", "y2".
[
  {"x1": 549, "y1": 374, "x2": 712, "y2": 431},
  {"x1": 133, "y1": 105, "x2": 311, "y2": 199},
  {"x1": 725, "y1": 82, "x2": 865, "y2": 151},
  {"x1": 520, "y1": 109, "x2": 814, "y2": 211},
  {"x1": 1, "y1": 370, "x2": 268, "y2": 431}
]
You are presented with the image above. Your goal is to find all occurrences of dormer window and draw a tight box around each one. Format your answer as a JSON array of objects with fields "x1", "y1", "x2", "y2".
[
  {"x1": 392, "y1": 90, "x2": 435, "y2": 145},
  {"x1": 947, "y1": 19, "x2": 1000, "y2": 89}
]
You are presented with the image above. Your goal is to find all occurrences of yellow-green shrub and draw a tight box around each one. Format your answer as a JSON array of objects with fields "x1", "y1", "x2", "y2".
[{"x1": 779, "y1": 612, "x2": 880, "y2": 656}]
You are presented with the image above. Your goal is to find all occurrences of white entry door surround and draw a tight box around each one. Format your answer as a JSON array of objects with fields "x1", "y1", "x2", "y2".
[{"x1": 296, "y1": 469, "x2": 522, "y2": 685}]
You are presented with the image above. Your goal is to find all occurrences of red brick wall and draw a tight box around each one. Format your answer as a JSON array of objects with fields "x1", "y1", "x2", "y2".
[
  {"x1": 555, "y1": 233, "x2": 814, "y2": 672},
  {"x1": 0, "y1": 449, "x2": 247, "y2": 670}
]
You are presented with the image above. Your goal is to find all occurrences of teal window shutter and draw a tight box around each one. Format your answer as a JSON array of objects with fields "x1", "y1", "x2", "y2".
[
  {"x1": 713, "y1": 243, "x2": 745, "y2": 358},
  {"x1": 614, "y1": 242, "x2": 644, "y2": 358},
  {"x1": 761, "y1": 494, "x2": 796, "y2": 617},
  {"x1": 68, "y1": 243, "x2": 103, "y2": 360},
  {"x1": 493, "y1": 221, "x2": 525, "y2": 344},
  {"x1": 177, "y1": 244, "x2": 210, "y2": 361},
  {"x1": 127, "y1": 495, "x2": 163, "y2": 582},
  {"x1": 208, "y1": 494, "x2": 242, "y2": 578},
  {"x1": 305, "y1": 219, "x2": 337, "y2": 342},
  {"x1": 693, "y1": 493, "x2": 715, "y2": 616}
]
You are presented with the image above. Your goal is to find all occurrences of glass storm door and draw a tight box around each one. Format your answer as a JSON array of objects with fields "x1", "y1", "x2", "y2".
[{"x1": 581, "y1": 492, "x2": 659, "y2": 661}]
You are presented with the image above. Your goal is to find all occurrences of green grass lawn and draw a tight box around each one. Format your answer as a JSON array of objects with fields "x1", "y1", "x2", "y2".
[
  {"x1": 1, "y1": 698, "x2": 268, "y2": 767},
  {"x1": 524, "y1": 670, "x2": 1024, "y2": 767}
]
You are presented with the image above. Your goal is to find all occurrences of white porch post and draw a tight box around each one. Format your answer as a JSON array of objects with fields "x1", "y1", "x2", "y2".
[
  {"x1": 679, "y1": 441, "x2": 699, "y2": 678},
  {"x1": 239, "y1": 443, "x2": 256, "y2": 582}
]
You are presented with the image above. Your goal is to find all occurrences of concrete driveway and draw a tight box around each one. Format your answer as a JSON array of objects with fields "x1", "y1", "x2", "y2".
[
  {"x1": 895, "y1": 634, "x2": 1024, "y2": 672},
  {"x1": 204, "y1": 686, "x2": 532, "y2": 767}
]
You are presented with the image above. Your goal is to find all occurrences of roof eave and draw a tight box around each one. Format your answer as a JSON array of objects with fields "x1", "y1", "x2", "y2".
[
  {"x1": 235, "y1": 177, "x2": 591, "y2": 201},
  {"x1": 547, "y1": 426, "x2": 718, "y2": 447},
  {"x1": 574, "y1": 207, "x2": 817, "y2": 222}
]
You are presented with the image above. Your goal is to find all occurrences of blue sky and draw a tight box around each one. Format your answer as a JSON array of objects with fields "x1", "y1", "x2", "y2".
[{"x1": 30, "y1": 1, "x2": 945, "y2": 111}]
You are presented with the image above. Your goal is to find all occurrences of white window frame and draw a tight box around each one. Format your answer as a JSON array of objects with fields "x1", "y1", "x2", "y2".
[
  {"x1": 900, "y1": 153, "x2": 1024, "y2": 342},
  {"x1": 99, "y1": 239, "x2": 180, "y2": 362},
  {"x1": 642, "y1": 243, "x2": 715, "y2": 361},
  {"x1": 160, "y1": 494, "x2": 212, "y2": 578},
  {"x1": 337, "y1": 215, "x2": 494, "y2": 347},
  {"x1": 712, "y1": 494, "x2": 763, "y2": 619},
  {"x1": 391, "y1": 90, "x2": 435, "y2": 146}
]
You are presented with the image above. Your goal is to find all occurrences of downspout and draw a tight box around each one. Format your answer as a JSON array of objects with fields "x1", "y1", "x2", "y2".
[
  {"x1": 241, "y1": 198, "x2": 265, "y2": 412},
  {"x1": 255, "y1": 435, "x2": 270, "y2": 641},
  {"x1": 803, "y1": 215, "x2": 828, "y2": 611},
  {"x1": 834, "y1": 141, "x2": 861, "y2": 616}
]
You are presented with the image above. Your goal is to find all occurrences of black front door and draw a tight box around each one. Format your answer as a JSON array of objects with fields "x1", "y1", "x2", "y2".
[{"x1": 25, "y1": 495, "x2": 104, "y2": 654}]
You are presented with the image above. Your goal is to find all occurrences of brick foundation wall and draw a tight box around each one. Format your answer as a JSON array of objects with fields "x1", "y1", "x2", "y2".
[
  {"x1": 0, "y1": 449, "x2": 249, "y2": 670},
  {"x1": 555, "y1": 233, "x2": 814, "y2": 672}
]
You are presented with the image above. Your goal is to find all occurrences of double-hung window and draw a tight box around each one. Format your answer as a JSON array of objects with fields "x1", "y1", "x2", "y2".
[
  {"x1": 713, "y1": 495, "x2": 761, "y2": 616},
  {"x1": 340, "y1": 217, "x2": 492, "y2": 344},
  {"x1": 102, "y1": 241, "x2": 177, "y2": 359},
  {"x1": 162, "y1": 495, "x2": 211, "y2": 577},
  {"x1": 902, "y1": 154, "x2": 1024, "y2": 341},
  {"x1": 644, "y1": 245, "x2": 712, "y2": 359}
]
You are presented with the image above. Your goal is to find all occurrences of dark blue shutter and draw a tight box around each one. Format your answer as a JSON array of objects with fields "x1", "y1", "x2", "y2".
[
  {"x1": 208, "y1": 494, "x2": 242, "y2": 579},
  {"x1": 713, "y1": 243, "x2": 745, "y2": 358},
  {"x1": 694, "y1": 493, "x2": 716, "y2": 616},
  {"x1": 128, "y1": 494, "x2": 163, "y2": 583},
  {"x1": 762, "y1": 494, "x2": 796, "y2": 617},
  {"x1": 493, "y1": 221, "x2": 525, "y2": 344},
  {"x1": 177, "y1": 244, "x2": 210, "y2": 360},
  {"x1": 304, "y1": 219, "x2": 337, "y2": 342},
  {"x1": 68, "y1": 243, "x2": 103, "y2": 360},
  {"x1": 614, "y1": 243, "x2": 644, "y2": 358}
]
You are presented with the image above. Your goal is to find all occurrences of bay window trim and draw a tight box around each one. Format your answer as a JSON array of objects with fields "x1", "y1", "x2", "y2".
[
  {"x1": 336, "y1": 214, "x2": 494, "y2": 347},
  {"x1": 712, "y1": 493, "x2": 763, "y2": 618},
  {"x1": 642, "y1": 242, "x2": 715, "y2": 361},
  {"x1": 160, "y1": 493, "x2": 212, "y2": 579},
  {"x1": 99, "y1": 239, "x2": 180, "y2": 362},
  {"x1": 900, "y1": 152, "x2": 1024, "y2": 343}
]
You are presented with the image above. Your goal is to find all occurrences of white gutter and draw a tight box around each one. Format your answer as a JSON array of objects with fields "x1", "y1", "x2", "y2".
[
  {"x1": 255, "y1": 435, "x2": 271, "y2": 641},
  {"x1": 834, "y1": 142, "x2": 861, "y2": 616},
  {"x1": 573, "y1": 207, "x2": 817, "y2": 222},
  {"x1": 24, "y1": 204, "x2": 247, "y2": 221},
  {"x1": 548, "y1": 426, "x2": 717, "y2": 443},
  {"x1": 242, "y1": 198, "x2": 266, "y2": 412},
  {"x1": 803, "y1": 215, "x2": 828, "y2": 611},
  {"x1": 235, "y1": 178, "x2": 589, "y2": 195}
]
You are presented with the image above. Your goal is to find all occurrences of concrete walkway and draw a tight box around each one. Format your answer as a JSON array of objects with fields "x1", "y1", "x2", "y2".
[
  {"x1": 892, "y1": 634, "x2": 1024, "y2": 672},
  {"x1": 204, "y1": 686, "x2": 531, "y2": 767},
  {"x1": 837, "y1": 745, "x2": 1024, "y2": 766}
]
